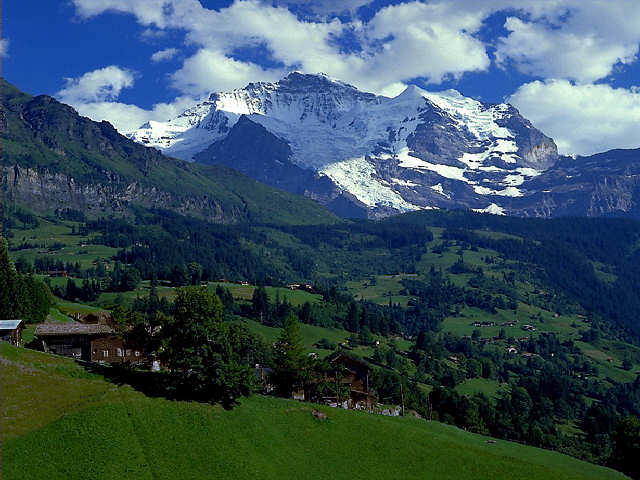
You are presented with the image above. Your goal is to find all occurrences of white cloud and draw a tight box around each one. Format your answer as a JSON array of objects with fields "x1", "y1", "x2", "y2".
[
  {"x1": 151, "y1": 47, "x2": 179, "y2": 63},
  {"x1": 69, "y1": 0, "x2": 497, "y2": 95},
  {"x1": 508, "y1": 80, "x2": 640, "y2": 155},
  {"x1": 72, "y1": 0, "x2": 169, "y2": 27},
  {"x1": 57, "y1": 65, "x2": 135, "y2": 103},
  {"x1": 273, "y1": 0, "x2": 374, "y2": 16},
  {"x1": 68, "y1": 95, "x2": 198, "y2": 132},
  {"x1": 0, "y1": 38, "x2": 9, "y2": 58},
  {"x1": 170, "y1": 48, "x2": 284, "y2": 95},
  {"x1": 140, "y1": 28, "x2": 167, "y2": 41},
  {"x1": 496, "y1": 1, "x2": 640, "y2": 83},
  {"x1": 69, "y1": 1, "x2": 640, "y2": 89},
  {"x1": 56, "y1": 65, "x2": 197, "y2": 132},
  {"x1": 357, "y1": 2, "x2": 490, "y2": 90},
  {"x1": 378, "y1": 82, "x2": 408, "y2": 98}
]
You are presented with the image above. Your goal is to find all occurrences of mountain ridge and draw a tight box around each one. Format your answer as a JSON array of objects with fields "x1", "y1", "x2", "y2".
[
  {"x1": 0, "y1": 78, "x2": 338, "y2": 226},
  {"x1": 129, "y1": 72, "x2": 640, "y2": 219}
]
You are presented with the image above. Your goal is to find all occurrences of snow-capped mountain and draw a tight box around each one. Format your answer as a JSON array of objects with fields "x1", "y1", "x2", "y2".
[{"x1": 130, "y1": 72, "x2": 561, "y2": 218}]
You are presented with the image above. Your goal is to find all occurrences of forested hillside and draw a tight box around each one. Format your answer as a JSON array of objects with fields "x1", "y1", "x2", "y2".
[{"x1": 4, "y1": 204, "x2": 640, "y2": 477}]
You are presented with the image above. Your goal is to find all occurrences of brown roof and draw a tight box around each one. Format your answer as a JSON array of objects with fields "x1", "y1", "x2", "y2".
[
  {"x1": 329, "y1": 353, "x2": 370, "y2": 369},
  {"x1": 34, "y1": 322, "x2": 115, "y2": 336}
]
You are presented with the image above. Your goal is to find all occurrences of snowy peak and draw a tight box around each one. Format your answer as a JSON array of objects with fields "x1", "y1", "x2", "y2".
[{"x1": 129, "y1": 73, "x2": 559, "y2": 218}]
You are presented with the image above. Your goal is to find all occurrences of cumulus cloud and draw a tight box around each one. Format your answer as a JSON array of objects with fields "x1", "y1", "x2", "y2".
[
  {"x1": 57, "y1": 65, "x2": 135, "y2": 103},
  {"x1": 56, "y1": 65, "x2": 197, "y2": 132},
  {"x1": 72, "y1": 0, "x2": 169, "y2": 27},
  {"x1": 70, "y1": 0, "x2": 496, "y2": 96},
  {"x1": 508, "y1": 80, "x2": 640, "y2": 156},
  {"x1": 69, "y1": 1, "x2": 640, "y2": 89},
  {"x1": 151, "y1": 47, "x2": 179, "y2": 63},
  {"x1": 358, "y1": 2, "x2": 490, "y2": 90},
  {"x1": 496, "y1": 1, "x2": 640, "y2": 83},
  {"x1": 170, "y1": 48, "x2": 283, "y2": 95}
]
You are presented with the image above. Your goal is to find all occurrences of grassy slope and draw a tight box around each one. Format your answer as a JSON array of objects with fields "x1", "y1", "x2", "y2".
[{"x1": 1, "y1": 343, "x2": 627, "y2": 480}]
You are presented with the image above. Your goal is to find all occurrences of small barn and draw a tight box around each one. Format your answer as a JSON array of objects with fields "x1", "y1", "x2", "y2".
[
  {"x1": 0, "y1": 319, "x2": 25, "y2": 346},
  {"x1": 34, "y1": 322, "x2": 145, "y2": 364}
]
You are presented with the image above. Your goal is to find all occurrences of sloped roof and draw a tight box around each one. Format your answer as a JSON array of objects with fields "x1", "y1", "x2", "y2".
[
  {"x1": 0, "y1": 319, "x2": 24, "y2": 330},
  {"x1": 35, "y1": 322, "x2": 114, "y2": 336},
  {"x1": 328, "y1": 352, "x2": 370, "y2": 369}
]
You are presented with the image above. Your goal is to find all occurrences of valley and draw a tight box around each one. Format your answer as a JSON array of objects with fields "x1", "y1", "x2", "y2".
[{"x1": 2, "y1": 71, "x2": 640, "y2": 480}]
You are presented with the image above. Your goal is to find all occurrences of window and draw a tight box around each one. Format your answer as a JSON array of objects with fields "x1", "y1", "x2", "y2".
[
  {"x1": 116, "y1": 348, "x2": 123, "y2": 357},
  {"x1": 125, "y1": 349, "x2": 132, "y2": 356},
  {"x1": 103, "y1": 350, "x2": 109, "y2": 357},
  {"x1": 134, "y1": 351, "x2": 140, "y2": 357}
]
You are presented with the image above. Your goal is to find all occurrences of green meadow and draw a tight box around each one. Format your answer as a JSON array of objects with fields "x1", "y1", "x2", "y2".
[{"x1": 1, "y1": 342, "x2": 628, "y2": 480}]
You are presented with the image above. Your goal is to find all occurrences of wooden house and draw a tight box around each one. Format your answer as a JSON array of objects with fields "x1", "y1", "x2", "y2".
[
  {"x1": 0, "y1": 319, "x2": 25, "y2": 346},
  {"x1": 325, "y1": 353, "x2": 377, "y2": 410},
  {"x1": 34, "y1": 322, "x2": 145, "y2": 364}
]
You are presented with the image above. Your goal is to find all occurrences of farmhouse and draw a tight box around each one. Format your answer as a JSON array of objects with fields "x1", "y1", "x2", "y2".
[
  {"x1": 324, "y1": 353, "x2": 377, "y2": 410},
  {"x1": 34, "y1": 322, "x2": 145, "y2": 364},
  {"x1": 0, "y1": 319, "x2": 25, "y2": 346}
]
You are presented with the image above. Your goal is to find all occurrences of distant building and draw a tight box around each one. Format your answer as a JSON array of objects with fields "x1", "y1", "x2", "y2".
[
  {"x1": 0, "y1": 320, "x2": 25, "y2": 346},
  {"x1": 324, "y1": 353, "x2": 377, "y2": 410},
  {"x1": 34, "y1": 322, "x2": 145, "y2": 364},
  {"x1": 47, "y1": 270, "x2": 68, "y2": 278}
]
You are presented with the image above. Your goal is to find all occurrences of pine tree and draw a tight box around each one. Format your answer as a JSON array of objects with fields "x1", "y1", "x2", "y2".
[
  {"x1": 272, "y1": 312, "x2": 307, "y2": 396},
  {"x1": 0, "y1": 237, "x2": 18, "y2": 319},
  {"x1": 251, "y1": 286, "x2": 270, "y2": 324}
]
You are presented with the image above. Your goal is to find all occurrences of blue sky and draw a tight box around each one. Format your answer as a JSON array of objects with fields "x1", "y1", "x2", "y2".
[{"x1": 4, "y1": 0, "x2": 640, "y2": 155}]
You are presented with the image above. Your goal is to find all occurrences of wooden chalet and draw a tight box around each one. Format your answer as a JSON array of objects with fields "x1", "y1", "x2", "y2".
[
  {"x1": 325, "y1": 353, "x2": 377, "y2": 410},
  {"x1": 0, "y1": 319, "x2": 25, "y2": 346},
  {"x1": 34, "y1": 322, "x2": 145, "y2": 364}
]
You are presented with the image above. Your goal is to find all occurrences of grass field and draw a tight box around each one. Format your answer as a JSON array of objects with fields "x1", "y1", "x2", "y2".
[
  {"x1": 209, "y1": 283, "x2": 323, "y2": 306},
  {"x1": 347, "y1": 274, "x2": 414, "y2": 307},
  {"x1": 236, "y1": 318, "x2": 411, "y2": 360},
  {"x1": 90, "y1": 281, "x2": 322, "y2": 309},
  {"x1": 8, "y1": 218, "x2": 118, "y2": 270},
  {"x1": 456, "y1": 378, "x2": 509, "y2": 401},
  {"x1": 1, "y1": 342, "x2": 628, "y2": 480}
]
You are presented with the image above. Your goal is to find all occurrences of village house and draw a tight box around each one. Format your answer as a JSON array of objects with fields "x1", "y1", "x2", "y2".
[
  {"x1": 323, "y1": 353, "x2": 377, "y2": 410},
  {"x1": 34, "y1": 322, "x2": 146, "y2": 364},
  {"x1": 0, "y1": 319, "x2": 26, "y2": 346}
]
